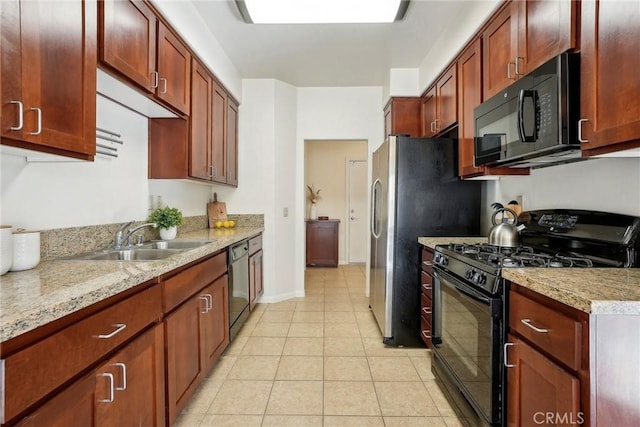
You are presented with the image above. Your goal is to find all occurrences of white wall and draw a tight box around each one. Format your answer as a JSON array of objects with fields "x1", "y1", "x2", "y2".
[
  {"x1": 481, "y1": 158, "x2": 640, "y2": 232},
  {"x1": 297, "y1": 87, "x2": 385, "y2": 295}
]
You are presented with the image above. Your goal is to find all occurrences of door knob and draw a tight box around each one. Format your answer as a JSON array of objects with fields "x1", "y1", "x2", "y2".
[{"x1": 350, "y1": 216, "x2": 357, "y2": 220}]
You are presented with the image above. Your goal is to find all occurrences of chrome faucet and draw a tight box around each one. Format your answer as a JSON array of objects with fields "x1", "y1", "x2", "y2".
[{"x1": 114, "y1": 221, "x2": 157, "y2": 249}]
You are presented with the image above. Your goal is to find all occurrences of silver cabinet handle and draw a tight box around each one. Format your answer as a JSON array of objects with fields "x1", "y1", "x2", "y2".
[
  {"x1": 204, "y1": 294, "x2": 213, "y2": 311},
  {"x1": 151, "y1": 71, "x2": 159, "y2": 89},
  {"x1": 423, "y1": 261, "x2": 434, "y2": 266},
  {"x1": 422, "y1": 307, "x2": 431, "y2": 315},
  {"x1": 421, "y1": 330, "x2": 431, "y2": 339},
  {"x1": 199, "y1": 296, "x2": 209, "y2": 314},
  {"x1": 95, "y1": 323, "x2": 127, "y2": 339},
  {"x1": 507, "y1": 62, "x2": 516, "y2": 80},
  {"x1": 578, "y1": 119, "x2": 589, "y2": 143},
  {"x1": 10, "y1": 101, "x2": 24, "y2": 130},
  {"x1": 433, "y1": 118, "x2": 439, "y2": 132},
  {"x1": 504, "y1": 342, "x2": 515, "y2": 368},
  {"x1": 159, "y1": 77, "x2": 167, "y2": 94},
  {"x1": 208, "y1": 165, "x2": 217, "y2": 178},
  {"x1": 521, "y1": 318, "x2": 549, "y2": 333},
  {"x1": 430, "y1": 121, "x2": 436, "y2": 133},
  {"x1": 515, "y1": 56, "x2": 524, "y2": 76},
  {"x1": 99, "y1": 373, "x2": 115, "y2": 403},
  {"x1": 422, "y1": 284, "x2": 432, "y2": 292},
  {"x1": 29, "y1": 107, "x2": 42, "y2": 135},
  {"x1": 114, "y1": 363, "x2": 127, "y2": 391}
]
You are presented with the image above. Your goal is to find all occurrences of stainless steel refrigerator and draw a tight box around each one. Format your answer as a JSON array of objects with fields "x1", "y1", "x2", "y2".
[{"x1": 369, "y1": 135, "x2": 481, "y2": 346}]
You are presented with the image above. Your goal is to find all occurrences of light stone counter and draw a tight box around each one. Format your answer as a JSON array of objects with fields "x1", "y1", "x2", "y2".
[
  {"x1": 502, "y1": 268, "x2": 640, "y2": 315},
  {"x1": 418, "y1": 237, "x2": 486, "y2": 249},
  {"x1": 0, "y1": 226, "x2": 263, "y2": 343}
]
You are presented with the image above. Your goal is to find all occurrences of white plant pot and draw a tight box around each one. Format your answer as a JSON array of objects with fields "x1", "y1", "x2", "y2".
[
  {"x1": 159, "y1": 226, "x2": 177, "y2": 240},
  {"x1": 310, "y1": 203, "x2": 318, "y2": 220}
]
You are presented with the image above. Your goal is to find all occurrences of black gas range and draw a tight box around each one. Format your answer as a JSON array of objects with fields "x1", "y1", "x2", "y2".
[{"x1": 429, "y1": 209, "x2": 640, "y2": 427}]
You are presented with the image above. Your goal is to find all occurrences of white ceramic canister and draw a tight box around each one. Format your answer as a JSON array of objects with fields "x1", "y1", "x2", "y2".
[
  {"x1": 10, "y1": 229, "x2": 41, "y2": 272},
  {"x1": 1, "y1": 225, "x2": 12, "y2": 275}
]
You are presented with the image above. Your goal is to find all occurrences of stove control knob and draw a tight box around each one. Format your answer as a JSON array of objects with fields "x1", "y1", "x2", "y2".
[
  {"x1": 434, "y1": 254, "x2": 441, "y2": 264},
  {"x1": 465, "y1": 269, "x2": 474, "y2": 279},
  {"x1": 477, "y1": 273, "x2": 487, "y2": 285},
  {"x1": 441, "y1": 255, "x2": 449, "y2": 266}
]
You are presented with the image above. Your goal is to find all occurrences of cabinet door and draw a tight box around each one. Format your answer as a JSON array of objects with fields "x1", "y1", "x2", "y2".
[
  {"x1": 226, "y1": 99, "x2": 239, "y2": 186},
  {"x1": 201, "y1": 275, "x2": 230, "y2": 371},
  {"x1": 100, "y1": 0, "x2": 156, "y2": 92},
  {"x1": 17, "y1": 374, "x2": 97, "y2": 427},
  {"x1": 482, "y1": 2, "x2": 519, "y2": 99},
  {"x1": 580, "y1": 0, "x2": 640, "y2": 153},
  {"x1": 189, "y1": 60, "x2": 213, "y2": 181},
  {"x1": 506, "y1": 334, "x2": 581, "y2": 427},
  {"x1": 165, "y1": 295, "x2": 205, "y2": 423},
  {"x1": 517, "y1": 0, "x2": 576, "y2": 76},
  {"x1": 255, "y1": 251, "x2": 263, "y2": 298},
  {"x1": 96, "y1": 324, "x2": 165, "y2": 427},
  {"x1": 384, "y1": 103, "x2": 392, "y2": 140},
  {"x1": 306, "y1": 221, "x2": 339, "y2": 267},
  {"x1": 211, "y1": 81, "x2": 228, "y2": 184},
  {"x1": 157, "y1": 21, "x2": 191, "y2": 114},
  {"x1": 249, "y1": 250, "x2": 263, "y2": 311},
  {"x1": 421, "y1": 87, "x2": 437, "y2": 137},
  {"x1": 436, "y1": 64, "x2": 457, "y2": 132},
  {"x1": 457, "y1": 38, "x2": 484, "y2": 177},
  {"x1": 2, "y1": 0, "x2": 96, "y2": 157}
]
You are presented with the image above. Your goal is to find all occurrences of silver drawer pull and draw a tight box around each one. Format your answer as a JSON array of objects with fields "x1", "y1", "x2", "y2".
[
  {"x1": 423, "y1": 261, "x2": 434, "y2": 266},
  {"x1": 204, "y1": 294, "x2": 213, "y2": 311},
  {"x1": 422, "y1": 284, "x2": 432, "y2": 291},
  {"x1": 95, "y1": 323, "x2": 127, "y2": 339},
  {"x1": 422, "y1": 307, "x2": 431, "y2": 315},
  {"x1": 421, "y1": 330, "x2": 431, "y2": 339},
  {"x1": 99, "y1": 373, "x2": 115, "y2": 403},
  {"x1": 114, "y1": 363, "x2": 127, "y2": 391},
  {"x1": 10, "y1": 100, "x2": 23, "y2": 130},
  {"x1": 521, "y1": 318, "x2": 549, "y2": 333},
  {"x1": 504, "y1": 342, "x2": 515, "y2": 368},
  {"x1": 199, "y1": 296, "x2": 209, "y2": 313},
  {"x1": 578, "y1": 118, "x2": 589, "y2": 143}
]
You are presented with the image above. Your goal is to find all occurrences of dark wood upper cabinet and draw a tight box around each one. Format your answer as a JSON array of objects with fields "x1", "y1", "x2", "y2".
[
  {"x1": 580, "y1": 0, "x2": 640, "y2": 156},
  {"x1": 420, "y1": 87, "x2": 437, "y2": 138},
  {"x1": 211, "y1": 82, "x2": 228, "y2": 184},
  {"x1": 457, "y1": 39, "x2": 484, "y2": 177},
  {"x1": 435, "y1": 63, "x2": 458, "y2": 133},
  {"x1": 157, "y1": 21, "x2": 191, "y2": 115},
  {"x1": 189, "y1": 60, "x2": 213, "y2": 180},
  {"x1": 383, "y1": 97, "x2": 421, "y2": 139},
  {"x1": 483, "y1": 0, "x2": 575, "y2": 99},
  {"x1": 100, "y1": 0, "x2": 190, "y2": 114},
  {"x1": 226, "y1": 99, "x2": 239, "y2": 187},
  {"x1": 1, "y1": 0, "x2": 96, "y2": 160},
  {"x1": 100, "y1": 0, "x2": 156, "y2": 92},
  {"x1": 482, "y1": 2, "x2": 519, "y2": 100}
]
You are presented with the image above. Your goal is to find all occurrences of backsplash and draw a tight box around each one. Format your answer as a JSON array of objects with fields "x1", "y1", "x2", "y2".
[{"x1": 40, "y1": 214, "x2": 264, "y2": 260}]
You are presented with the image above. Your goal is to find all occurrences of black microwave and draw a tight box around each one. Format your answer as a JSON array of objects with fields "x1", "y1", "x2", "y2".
[{"x1": 474, "y1": 53, "x2": 581, "y2": 168}]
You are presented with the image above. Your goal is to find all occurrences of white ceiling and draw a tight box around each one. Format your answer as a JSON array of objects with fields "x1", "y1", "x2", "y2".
[{"x1": 191, "y1": 0, "x2": 470, "y2": 87}]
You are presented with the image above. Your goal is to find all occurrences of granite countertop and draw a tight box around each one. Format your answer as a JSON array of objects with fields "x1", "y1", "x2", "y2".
[
  {"x1": 0, "y1": 226, "x2": 263, "y2": 343},
  {"x1": 502, "y1": 268, "x2": 640, "y2": 315},
  {"x1": 418, "y1": 236, "x2": 486, "y2": 249}
]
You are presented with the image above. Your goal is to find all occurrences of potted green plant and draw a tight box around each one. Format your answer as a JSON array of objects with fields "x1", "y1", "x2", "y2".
[{"x1": 148, "y1": 206, "x2": 183, "y2": 240}]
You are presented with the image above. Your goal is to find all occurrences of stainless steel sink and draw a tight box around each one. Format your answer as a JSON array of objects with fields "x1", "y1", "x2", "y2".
[
  {"x1": 70, "y1": 248, "x2": 182, "y2": 261},
  {"x1": 141, "y1": 240, "x2": 214, "y2": 250}
]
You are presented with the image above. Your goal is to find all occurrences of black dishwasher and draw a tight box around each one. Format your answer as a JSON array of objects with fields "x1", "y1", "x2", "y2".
[{"x1": 228, "y1": 240, "x2": 250, "y2": 339}]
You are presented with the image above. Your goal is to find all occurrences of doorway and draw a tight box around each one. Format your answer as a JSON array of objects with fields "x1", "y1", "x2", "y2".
[
  {"x1": 347, "y1": 160, "x2": 367, "y2": 263},
  {"x1": 304, "y1": 140, "x2": 368, "y2": 265}
]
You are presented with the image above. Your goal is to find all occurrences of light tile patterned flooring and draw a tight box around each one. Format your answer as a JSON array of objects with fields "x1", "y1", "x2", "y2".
[{"x1": 175, "y1": 265, "x2": 470, "y2": 427}]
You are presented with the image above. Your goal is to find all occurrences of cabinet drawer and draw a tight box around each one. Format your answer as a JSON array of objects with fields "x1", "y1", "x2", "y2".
[
  {"x1": 509, "y1": 290, "x2": 581, "y2": 370},
  {"x1": 421, "y1": 271, "x2": 433, "y2": 296},
  {"x1": 421, "y1": 293, "x2": 432, "y2": 320},
  {"x1": 420, "y1": 316, "x2": 432, "y2": 347},
  {"x1": 2, "y1": 285, "x2": 161, "y2": 423},
  {"x1": 163, "y1": 251, "x2": 227, "y2": 312},
  {"x1": 248, "y1": 234, "x2": 262, "y2": 255},
  {"x1": 422, "y1": 248, "x2": 434, "y2": 274}
]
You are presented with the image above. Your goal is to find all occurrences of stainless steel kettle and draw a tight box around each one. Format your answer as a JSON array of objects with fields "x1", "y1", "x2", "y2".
[{"x1": 488, "y1": 208, "x2": 525, "y2": 247}]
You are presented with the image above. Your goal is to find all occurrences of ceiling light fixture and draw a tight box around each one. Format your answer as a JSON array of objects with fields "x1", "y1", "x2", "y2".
[{"x1": 235, "y1": 0, "x2": 410, "y2": 24}]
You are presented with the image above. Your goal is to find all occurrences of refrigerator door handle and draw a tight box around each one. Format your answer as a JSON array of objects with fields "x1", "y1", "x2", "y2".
[{"x1": 371, "y1": 178, "x2": 382, "y2": 239}]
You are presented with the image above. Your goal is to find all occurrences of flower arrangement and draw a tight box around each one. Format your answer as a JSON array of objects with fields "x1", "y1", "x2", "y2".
[
  {"x1": 307, "y1": 184, "x2": 321, "y2": 204},
  {"x1": 148, "y1": 206, "x2": 183, "y2": 229}
]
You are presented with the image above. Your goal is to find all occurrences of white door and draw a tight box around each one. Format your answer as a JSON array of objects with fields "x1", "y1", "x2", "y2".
[{"x1": 347, "y1": 160, "x2": 368, "y2": 263}]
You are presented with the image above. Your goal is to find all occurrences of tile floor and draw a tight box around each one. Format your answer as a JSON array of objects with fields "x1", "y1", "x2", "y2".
[{"x1": 175, "y1": 265, "x2": 471, "y2": 427}]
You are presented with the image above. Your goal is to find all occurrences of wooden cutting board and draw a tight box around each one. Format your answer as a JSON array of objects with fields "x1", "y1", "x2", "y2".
[{"x1": 207, "y1": 193, "x2": 228, "y2": 227}]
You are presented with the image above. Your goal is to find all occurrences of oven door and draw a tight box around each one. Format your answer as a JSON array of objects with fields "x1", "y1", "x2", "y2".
[{"x1": 432, "y1": 267, "x2": 502, "y2": 425}]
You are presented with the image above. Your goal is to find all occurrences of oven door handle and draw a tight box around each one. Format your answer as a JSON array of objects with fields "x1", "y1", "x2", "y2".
[{"x1": 433, "y1": 269, "x2": 490, "y2": 304}]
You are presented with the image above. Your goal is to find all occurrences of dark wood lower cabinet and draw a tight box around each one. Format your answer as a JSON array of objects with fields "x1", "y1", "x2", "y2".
[
  {"x1": 506, "y1": 334, "x2": 582, "y2": 427},
  {"x1": 306, "y1": 220, "x2": 340, "y2": 267}
]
